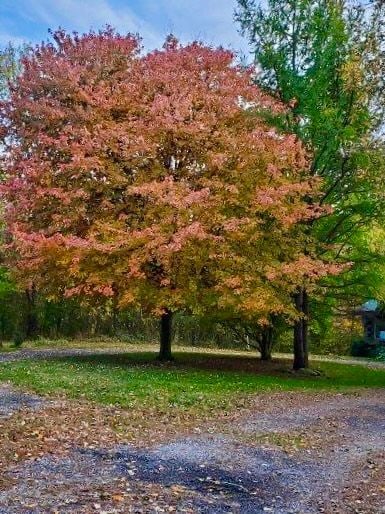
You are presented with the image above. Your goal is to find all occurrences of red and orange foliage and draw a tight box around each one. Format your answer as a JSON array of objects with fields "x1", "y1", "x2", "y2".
[{"x1": 1, "y1": 29, "x2": 335, "y2": 322}]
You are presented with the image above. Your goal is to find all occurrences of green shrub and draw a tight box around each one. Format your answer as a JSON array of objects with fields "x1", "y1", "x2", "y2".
[
  {"x1": 350, "y1": 339, "x2": 385, "y2": 360},
  {"x1": 12, "y1": 331, "x2": 24, "y2": 348},
  {"x1": 373, "y1": 346, "x2": 385, "y2": 362},
  {"x1": 350, "y1": 339, "x2": 372, "y2": 357}
]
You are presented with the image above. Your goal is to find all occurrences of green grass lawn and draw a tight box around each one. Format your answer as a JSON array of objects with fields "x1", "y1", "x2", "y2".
[{"x1": 1, "y1": 351, "x2": 384, "y2": 413}]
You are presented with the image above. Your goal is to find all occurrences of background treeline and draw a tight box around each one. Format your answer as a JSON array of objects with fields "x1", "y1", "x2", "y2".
[{"x1": 0, "y1": 285, "x2": 361, "y2": 356}]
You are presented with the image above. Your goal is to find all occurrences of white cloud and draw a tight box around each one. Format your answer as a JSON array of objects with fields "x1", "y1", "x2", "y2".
[
  {"x1": 134, "y1": 0, "x2": 249, "y2": 56},
  {"x1": 1, "y1": 0, "x2": 249, "y2": 56},
  {"x1": 0, "y1": 32, "x2": 27, "y2": 47},
  {"x1": 8, "y1": 0, "x2": 164, "y2": 49}
]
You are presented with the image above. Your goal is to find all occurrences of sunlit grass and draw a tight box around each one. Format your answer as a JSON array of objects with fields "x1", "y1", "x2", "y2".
[{"x1": 1, "y1": 351, "x2": 384, "y2": 413}]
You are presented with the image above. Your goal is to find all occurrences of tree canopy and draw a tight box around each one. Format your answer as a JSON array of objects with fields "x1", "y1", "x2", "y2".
[
  {"x1": 0, "y1": 29, "x2": 335, "y2": 356},
  {"x1": 236, "y1": 0, "x2": 385, "y2": 366}
]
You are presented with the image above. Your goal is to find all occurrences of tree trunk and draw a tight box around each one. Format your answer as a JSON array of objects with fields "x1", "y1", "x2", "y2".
[
  {"x1": 302, "y1": 289, "x2": 309, "y2": 368},
  {"x1": 158, "y1": 309, "x2": 173, "y2": 361},
  {"x1": 293, "y1": 288, "x2": 309, "y2": 370},
  {"x1": 259, "y1": 327, "x2": 273, "y2": 361},
  {"x1": 25, "y1": 283, "x2": 39, "y2": 340},
  {"x1": 55, "y1": 314, "x2": 62, "y2": 338}
]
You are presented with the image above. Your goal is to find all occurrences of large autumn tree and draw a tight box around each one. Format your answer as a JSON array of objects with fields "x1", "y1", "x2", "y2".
[
  {"x1": 236, "y1": 0, "x2": 385, "y2": 368},
  {"x1": 1, "y1": 29, "x2": 332, "y2": 360}
]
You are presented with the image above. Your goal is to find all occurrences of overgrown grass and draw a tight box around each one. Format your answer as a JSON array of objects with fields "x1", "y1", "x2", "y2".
[{"x1": 1, "y1": 351, "x2": 384, "y2": 413}]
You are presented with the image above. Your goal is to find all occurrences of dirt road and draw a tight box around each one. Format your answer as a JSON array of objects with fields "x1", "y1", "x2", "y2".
[{"x1": 0, "y1": 351, "x2": 384, "y2": 513}]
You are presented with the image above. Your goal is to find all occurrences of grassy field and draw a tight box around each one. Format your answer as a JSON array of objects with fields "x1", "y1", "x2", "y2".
[{"x1": 1, "y1": 349, "x2": 384, "y2": 414}]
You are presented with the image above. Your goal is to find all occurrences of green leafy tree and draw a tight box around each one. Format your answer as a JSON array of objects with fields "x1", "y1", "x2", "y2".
[
  {"x1": 0, "y1": 43, "x2": 32, "y2": 345},
  {"x1": 0, "y1": 43, "x2": 25, "y2": 99},
  {"x1": 236, "y1": 0, "x2": 385, "y2": 368}
]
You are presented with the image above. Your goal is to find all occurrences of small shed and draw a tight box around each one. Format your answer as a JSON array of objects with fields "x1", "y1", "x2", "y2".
[{"x1": 358, "y1": 300, "x2": 385, "y2": 344}]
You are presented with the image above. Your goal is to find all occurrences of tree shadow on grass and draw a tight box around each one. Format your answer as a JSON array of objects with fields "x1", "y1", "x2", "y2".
[
  {"x1": 52, "y1": 350, "x2": 294, "y2": 376},
  {"x1": 47, "y1": 351, "x2": 385, "y2": 388}
]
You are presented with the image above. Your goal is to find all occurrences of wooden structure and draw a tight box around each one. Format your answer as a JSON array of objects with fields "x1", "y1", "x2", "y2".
[{"x1": 358, "y1": 300, "x2": 385, "y2": 344}]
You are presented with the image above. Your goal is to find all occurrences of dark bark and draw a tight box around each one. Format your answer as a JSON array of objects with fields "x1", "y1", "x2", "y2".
[
  {"x1": 302, "y1": 289, "x2": 309, "y2": 368},
  {"x1": 25, "y1": 283, "x2": 39, "y2": 340},
  {"x1": 293, "y1": 288, "x2": 309, "y2": 370},
  {"x1": 259, "y1": 326, "x2": 273, "y2": 361},
  {"x1": 55, "y1": 315, "x2": 62, "y2": 337},
  {"x1": 158, "y1": 309, "x2": 173, "y2": 361}
]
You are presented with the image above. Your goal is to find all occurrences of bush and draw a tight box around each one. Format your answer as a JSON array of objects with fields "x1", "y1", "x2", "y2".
[
  {"x1": 350, "y1": 339, "x2": 385, "y2": 360},
  {"x1": 350, "y1": 339, "x2": 372, "y2": 357},
  {"x1": 12, "y1": 330, "x2": 24, "y2": 348},
  {"x1": 372, "y1": 346, "x2": 385, "y2": 362}
]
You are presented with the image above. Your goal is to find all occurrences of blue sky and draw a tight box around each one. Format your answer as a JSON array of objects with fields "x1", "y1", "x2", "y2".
[{"x1": 0, "y1": 0, "x2": 249, "y2": 55}]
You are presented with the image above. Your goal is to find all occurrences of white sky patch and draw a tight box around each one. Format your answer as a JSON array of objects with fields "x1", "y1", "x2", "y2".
[
  {"x1": 0, "y1": 0, "x2": 249, "y2": 55},
  {"x1": 137, "y1": 0, "x2": 248, "y2": 52},
  {"x1": 1, "y1": 0, "x2": 163, "y2": 49},
  {"x1": 0, "y1": 32, "x2": 26, "y2": 47}
]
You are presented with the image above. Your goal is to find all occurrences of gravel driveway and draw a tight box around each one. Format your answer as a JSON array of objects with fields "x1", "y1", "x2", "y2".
[
  {"x1": 0, "y1": 385, "x2": 44, "y2": 416},
  {"x1": 0, "y1": 348, "x2": 109, "y2": 363},
  {"x1": 0, "y1": 349, "x2": 384, "y2": 513}
]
